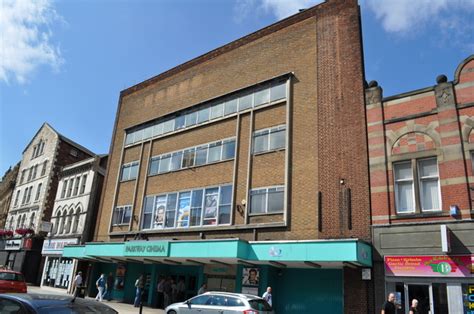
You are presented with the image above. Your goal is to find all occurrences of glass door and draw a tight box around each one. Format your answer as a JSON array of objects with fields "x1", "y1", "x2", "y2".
[{"x1": 405, "y1": 284, "x2": 432, "y2": 314}]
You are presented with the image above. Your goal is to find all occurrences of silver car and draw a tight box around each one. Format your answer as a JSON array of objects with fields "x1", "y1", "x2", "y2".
[{"x1": 165, "y1": 291, "x2": 274, "y2": 314}]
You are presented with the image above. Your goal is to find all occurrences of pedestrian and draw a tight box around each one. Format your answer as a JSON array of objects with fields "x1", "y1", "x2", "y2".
[
  {"x1": 197, "y1": 283, "x2": 207, "y2": 295},
  {"x1": 262, "y1": 286, "x2": 272, "y2": 307},
  {"x1": 177, "y1": 278, "x2": 186, "y2": 301},
  {"x1": 105, "y1": 272, "x2": 114, "y2": 301},
  {"x1": 134, "y1": 274, "x2": 145, "y2": 307},
  {"x1": 163, "y1": 277, "x2": 172, "y2": 307},
  {"x1": 381, "y1": 293, "x2": 396, "y2": 314},
  {"x1": 409, "y1": 299, "x2": 419, "y2": 314},
  {"x1": 156, "y1": 276, "x2": 165, "y2": 309},
  {"x1": 95, "y1": 274, "x2": 106, "y2": 302},
  {"x1": 171, "y1": 278, "x2": 178, "y2": 303},
  {"x1": 72, "y1": 271, "x2": 83, "y2": 298}
]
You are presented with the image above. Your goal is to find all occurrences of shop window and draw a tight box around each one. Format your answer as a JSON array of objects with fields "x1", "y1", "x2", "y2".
[
  {"x1": 393, "y1": 157, "x2": 441, "y2": 214},
  {"x1": 112, "y1": 206, "x2": 132, "y2": 226},
  {"x1": 250, "y1": 186, "x2": 284, "y2": 214},
  {"x1": 120, "y1": 161, "x2": 139, "y2": 181}
]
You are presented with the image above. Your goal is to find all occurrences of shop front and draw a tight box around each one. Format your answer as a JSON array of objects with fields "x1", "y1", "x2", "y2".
[
  {"x1": 63, "y1": 238, "x2": 371, "y2": 313},
  {"x1": 40, "y1": 238, "x2": 79, "y2": 291},
  {"x1": 384, "y1": 255, "x2": 474, "y2": 313},
  {"x1": 0, "y1": 237, "x2": 43, "y2": 284}
]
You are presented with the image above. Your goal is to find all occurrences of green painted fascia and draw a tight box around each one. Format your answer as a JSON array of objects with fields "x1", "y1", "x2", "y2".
[
  {"x1": 63, "y1": 245, "x2": 86, "y2": 258},
  {"x1": 169, "y1": 239, "x2": 245, "y2": 258},
  {"x1": 356, "y1": 241, "x2": 372, "y2": 267},
  {"x1": 84, "y1": 242, "x2": 124, "y2": 257}
]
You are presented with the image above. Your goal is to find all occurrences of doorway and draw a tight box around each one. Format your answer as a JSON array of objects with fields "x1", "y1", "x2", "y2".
[{"x1": 406, "y1": 284, "x2": 431, "y2": 314}]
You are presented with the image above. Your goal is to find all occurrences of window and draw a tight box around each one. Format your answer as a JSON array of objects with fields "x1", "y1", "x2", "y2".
[
  {"x1": 80, "y1": 175, "x2": 87, "y2": 194},
  {"x1": 253, "y1": 125, "x2": 286, "y2": 154},
  {"x1": 141, "y1": 196, "x2": 154, "y2": 230},
  {"x1": 165, "y1": 193, "x2": 177, "y2": 228},
  {"x1": 250, "y1": 186, "x2": 284, "y2": 214},
  {"x1": 32, "y1": 146, "x2": 38, "y2": 159},
  {"x1": 177, "y1": 192, "x2": 191, "y2": 227},
  {"x1": 39, "y1": 141, "x2": 45, "y2": 155},
  {"x1": 393, "y1": 157, "x2": 441, "y2": 214},
  {"x1": 60, "y1": 211, "x2": 67, "y2": 233},
  {"x1": 190, "y1": 190, "x2": 203, "y2": 227},
  {"x1": 143, "y1": 125, "x2": 152, "y2": 140},
  {"x1": 159, "y1": 155, "x2": 171, "y2": 174},
  {"x1": 222, "y1": 139, "x2": 236, "y2": 160},
  {"x1": 175, "y1": 115, "x2": 185, "y2": 130},
  {"x1": 35, "y1": 183, "x2": 42, "y2": 201},
  {"x1": 153, "y1": 123, "x2": 164, "y2": 137},
  {"x1": 203, "y1": 187, "x2": 219, "y2": 225},
  {"x1": 186, "y1": 111, "x2": 198, "y2": 127},
  {"x1": 112, "y1": 206, "x2": 132, "y2": 225},
  {"x1": 182, "y1": 148, "x2": 195, "y2": 168},
  {"x1": 73, "y1": 177, "x2": 80, "y2": 196},
  {"x1": 239, "y1": 93, "x2": 253, "y2": 110},
  {"x1": 32, "y1": 165, "x2": 38, "y2": 179},
  {"x1": 149, "y1": 157, "x2": 160, "y2": 176},
  {"x1": 20, "y1": 170, "x2": 26, "y2": 184},
  {"x1": 0, "y1": 298, "x2": 24, "y2": 313},
  {"x1": 61, "y1": 180, "x2": 68, "y2": 199},
  {"x1": 208, "y1": 142, "x2": 222, "y2": 163},
  {"x1": 41, "y1": 160, "x2": 48, "y2": 176},
  {"x1": 25, "y1": 187, "x2": 33, "y2": 204},
  {"x1": 14, "y1": 190, "x2": 20, "y2": 207},
  {"x1": 218, "y1": 185, "x2": 232, "y2": 224},
  {"x1": 162, "y1": 119, "x2": 174, "y2": 134},
  {"x1": 29, "y1": 212, "x2": 35, "y2": 228},
  {"x1": 67, "y1": 179, "x2": 73, "y2": 197},
  {"x1": 224, "y1": 99, "x2": 238, "y2": 115},
  {"x1": 121, "y1": 161, "x2": 139, "y2": 181},
  {"x1": 210, "y1": 102, "x2": 224, "y2": 120},
  {"x1": 170, "y1": 152, "x2": 183, "y2": 171},
  {"x1": 270, "y1": 82, "x2": 286, "y2": 101},
  {"x1": 197, "y1": 106, "x2": 210, "y2": 124},
  {"x1": 195, "y1": 146, "x2": 208, "y2": 166},
  {"x1": 21, "y1": 188, "x2": 27, "y2": 205},
  {"x1": 65, "y1": 210, "x2": 74, "y2": 233},
  {"x1": 27, "y1": 168, "x2": 32, "y2": 181},
  {"x1": 72, "y1": 209, "x2": 80, "y2": 233},
  {"x1": 254, "y1": 88, "x2": 270, "y2": 107}
]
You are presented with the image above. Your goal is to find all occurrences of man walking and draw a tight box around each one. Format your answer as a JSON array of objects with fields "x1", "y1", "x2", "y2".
[
  {"x1": 381, "y1": 293, "x2": 396, "y2": 314},
  {"x1": 95, "y1": 274, "x2": 106, "y2": 302},
  {"x1": 72, "y1": 271, "x2": 83, "y2": 298},
  {"x1": 262, "y1": 286, "x2": 272, "y2": 307},
  {"x1": 156, "y1": 277, "x2": 165, "y2": 309},
  {"x1": 134, "y1": 275, "x2": 145, "y2": 307}
]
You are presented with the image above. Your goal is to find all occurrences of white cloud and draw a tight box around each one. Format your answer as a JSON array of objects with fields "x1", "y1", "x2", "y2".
[
  {"x1": 0, "y1": 0, "x2": 63, "y2": 84},
  {"x1": 260, "y1": 0, "x2": 323, "y2": 20},
  {"x1": 364, "y1": 0, "x2": 474, "y2": 34}
]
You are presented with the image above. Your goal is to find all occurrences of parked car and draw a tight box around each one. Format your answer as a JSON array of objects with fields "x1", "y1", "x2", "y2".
[
  {"x1": 0, "y1": 270, "x2": 27, "y2": 293},
  {"x1": 0, "y1": 293, "x2": 118, "y2": 313},
  {"x1": 165, "y1": 291, "x2": 274, "y2": 314}
]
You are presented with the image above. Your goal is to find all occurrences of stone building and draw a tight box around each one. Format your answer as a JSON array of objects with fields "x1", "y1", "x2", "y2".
[
  {"x1": 1, "y1": 123, "x2": 94, "y2": 284},
  {"x1": 40, "y1": 155, "x2": 107, "y2": 292},
  {"x1": 366, "y1": 55, "x2": 474, "y2": 313},
  {"x1": 64, "y1": 1, "x2": 373, "y2": 312},
  {"x1": 0, "y1": 163, "x2": 20, "y2": 230}
]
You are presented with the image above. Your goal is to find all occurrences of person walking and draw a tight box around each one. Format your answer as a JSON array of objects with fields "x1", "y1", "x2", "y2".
[
  {"x1": 381, "y1": 293, "x2": 396, "y2": 314},
  {"x1": 197, "y1": 283, "x2": 207, "y2": 295},
  {"x1": 72, "y1": 271, "x2": 83, "y2": 298},
  {"x1": 95, "y1": 274, "x2": 106, "y2": 302},
  {"x1": 409, "y1": 299, "x2": 419, "y2": 314},
  {"x1": 105, "y1": 272, "x2": 114, "y2": 301},
  {"x1": 134, "y1": 275, "x2": 145, "y2": 307},
  {"x1": 262, "y1": 286, "x2": 272, "y2": 307},
  {"x1": 163, "y1": 277, "x2": 172, "y2": 308},
  {"x1": 156, "y1": 277, "x2": 165, "y2": 309},
  {"x1": 177, "y1": 278, "x2": 186, "y2": 301}
]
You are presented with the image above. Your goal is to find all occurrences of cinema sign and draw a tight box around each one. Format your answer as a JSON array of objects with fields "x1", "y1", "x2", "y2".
[{"x1": 123, "y1": 241, "x2": 169, "y2": 257}]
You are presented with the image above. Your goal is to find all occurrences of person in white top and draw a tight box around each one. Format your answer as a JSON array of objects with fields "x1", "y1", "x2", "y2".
[
  {"x1": 262, "y1": 286, "x2": 272, "y2": 307},
  {"x1": 73, "y1": 271, "x2": 83, "y2": 298},
  {"x1": 197, "y1": 283, "x2": 207, "y2": 295}
]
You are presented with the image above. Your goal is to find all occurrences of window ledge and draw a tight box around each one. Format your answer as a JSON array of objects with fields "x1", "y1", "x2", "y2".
[
  {"x1": 391, "y1": 211, "x2": 449, "y2": 220},
  {"x1": 248, "y1": 211, "x2": 284, "y2": 217},
  {"x1": 253, "y1": 148, "x2": 285, "y2": 157},
  {"x1": 119, "y1": 178, "x2": 137, "y2": 183}
]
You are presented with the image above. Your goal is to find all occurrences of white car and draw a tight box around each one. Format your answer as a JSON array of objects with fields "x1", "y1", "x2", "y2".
[{"x1": 165, "y1": 291, "x2": 274, "y2": 314}]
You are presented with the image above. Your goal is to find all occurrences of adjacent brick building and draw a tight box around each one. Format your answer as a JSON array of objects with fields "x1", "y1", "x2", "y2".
[
  {"x1": 63, "y1": 1, "x2": 373, "y2": 312},
  {"x1": 0, "y1": 163, "x2": 20, "y2": 229},
  {"x1": 366, "y1": 55, "x2": 474, "y2": 313}
]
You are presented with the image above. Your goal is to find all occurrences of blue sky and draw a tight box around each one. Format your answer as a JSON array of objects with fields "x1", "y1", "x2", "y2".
[{"x1": 1, "y1": 0, "x2": 473, "y2": 175}]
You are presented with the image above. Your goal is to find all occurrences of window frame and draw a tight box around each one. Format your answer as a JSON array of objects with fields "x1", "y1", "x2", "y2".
[
  {"x1": 252, "y1": 125, "x2": 286, "y2": 155},
  {"x1": 120, "y1": 161, "x2": 140, "y2": 181},
  {"x1": 249, "y1": 185, "x2": 285, "y2": 215},
  {"x1": 112, "y1": 205, "x2": 132, "y2": 226}
]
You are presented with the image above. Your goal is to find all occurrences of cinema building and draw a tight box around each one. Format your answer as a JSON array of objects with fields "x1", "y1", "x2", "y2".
[
  {"x1": 366, "y1": 55, "x2": 474, "y2": 313},
  {"x1": 64, "y1": 1, "x2": 373, "y2": 312}
]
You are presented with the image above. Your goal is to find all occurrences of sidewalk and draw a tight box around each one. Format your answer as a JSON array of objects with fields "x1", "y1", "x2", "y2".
[{"x1": 27, "y1": 285, "x2": 165, "y2": 314}]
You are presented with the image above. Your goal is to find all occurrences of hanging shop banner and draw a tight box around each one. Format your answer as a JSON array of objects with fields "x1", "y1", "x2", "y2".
[
  {"x1": 42, "y1": 238, "x2": 79, "y2": 255},
  {"x1": 385, "y1": 255, "x2": 474, "y2": 278},
  {"x1": 154, "y1": 196, "x2": 166, "y2": 229},
  {"x1": 124, "y1": 240, "x2": 169, "y2": 257},
  {"x1": 203, "y1": 192, "x2": 218, "y2": 224}
]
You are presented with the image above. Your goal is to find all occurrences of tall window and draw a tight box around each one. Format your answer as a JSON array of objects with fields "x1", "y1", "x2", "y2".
[
  {"x1": 14, "y1": 190, "x2": 20, "y2": 207},
  {"x1": 41, "y1": 161, "x2": 48, "y2": 176},
  {"x1": 393, "y1": 157, "x2": 441, "y2": 214},
  {"x1": 120, "y1": 162, "x2": 139, "y2": 181},
  {"x1": 253, "y1": 125, "x2": 286, "y2": 154},
  {"x1": 61, "y1": 180, "x2": 68, "y2": 199},
  {"x1": 67, "y1": 179, "x2": 73, "y2": 197},
  {"x1": 65, "y1": 210, "x2": 74, "y2": 233},
  {"x1": 80, "y1": 175, "x2": 87, "y2": 194},
  {"x1": 32, "y1": 165, "x2": 38, "y2": 179},
  {"x1": 72, "y1": 208, "x2": 80, "y2": 233},
  {"x1": 20, "y1": 170, "x2": 26, "y2": 184},
  {"x1": 29, "y1": 212, "x2": 36, "y2": 228},
  {"x1": 250, "y1": 186, "x2": 284, "y2": 214},
  {"x1": 112, "y1": 206, "x2": 132, "y2": 225},
  {"x1": 25, "y1": 187, "x2": 33, "y2": 204},
  {"x1": 73, "y1": 177, "x2": 80, "y2": 196},
  {"x1": 21, "y1": 188, "x2": 27, "y2": 205},
  {"x1": 35, "y1": 183, "x2": 42, "y2": 201}
]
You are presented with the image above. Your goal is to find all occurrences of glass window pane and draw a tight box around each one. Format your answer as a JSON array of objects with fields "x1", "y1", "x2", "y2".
[
  {"x1": 197, "y1": 107, "x2": 210, "y2": 124},
  {"x1": 177, "y1": 192, "x2": 191, "y2": 228},
  {"x1": 159, "y1": 155, "x2": 171, "y2": 173},
  {"x1": 270, "y1": 128, "x2": 285, "y2": 150},
  {"x1": 254, "y1": 88, "x2": 270, "y2": 106},
  {"x1": 210, "y1": 102, "x2": 224, "y2": 120},
  {"x1": 125, "y1": 133, "x2": 134, "y2": 145},
  {"x1": 186, "y1": 111, "x2": 198, "y2": 127},
  {"x1": 250, "y1": 191, "x2": 266, "y2": 214},
  {"x1": 167, "y1": 193, "x2": 177, "y2": 211},
  {"x1": 219, "y1": 185, "x2": 232, "y2": 205},
  {"x1": 143, "y1": 126, "x2": 152, "y2": 140},
  {"x1": 182, "y1": 148, "x2": 196, "y2": 168},
  {"x1": 175, "y1": 115, "x2": 185, "y2": 130},
  {"x1": 190, "y1": 208, "x2": 202, "y2": 227},
  {"x1": 224, "y1": 99, "x2": 238, "y2": 115},
  {"x1": 222, "y1": 139, "x2": 236, "y2": 160},
  {"x1": 165, "y1": 193, "x2": 177, "y2": 228},
  {"x1": 142, "y1": 197, "x2": 154, "y2": 229},
  {"x1": 195, "y1": 146, "x2": 208, "y2": 166},
  {"x1": 154, "y1": 195, "x2": 166, "y2": 228},
  {"x1": 239, "y1": 93, "x2": 253, "y2": 110},
  {"x1": 253, "y1": 133, "x2": 268, "y2": 153},
  {"x1": 165, "y1": 211, "x2": 175, "y2": 228},
  {"x1": 149, "y1": 158, "x2": 159, "y2": 175},
  {"x1": 394, "y1": 162, "x2": 413, "y2": 180},
  {"x1": 129, "y1": 163, "x2": 138, "y2": 179},
  {"x1": 123, "y1": 207, "x2": 132, "y2": 223},
  {"x1": 218, "y1": 205, "x2": 231, "y2": 224},
  {"x1": 192, "y1": 189, "x2": 203, "y2": 207},
  {"x1": 270, "y1": 82, "x2": 286, "y2": 101},
  {"x1": 420, "y1": 179, "x2": 440, "y2": 211},
  {"x1": 203, "y1": 188, "x2": 218, "y2": 225},
  {"x1": 134, "y1": 129, "x2": 143, "y2": 143},
  {"x1": 396, "y1": 181, "x2": 414, "y2": 213},
  {"x1": 170, "y1": 152, "x2": 183, "y2": 171},
  {"x1": 153, "y1": 123, "x2": 164, "y2": 137},
  {"x1": 208, "y1": 142, "x2": 222, "y2": 163},
  {"x1": 121, "y1": 166, "x2": 130, "y2": 181},
  {"x1": 163, "y1": 119, "x2": 174, "y2": 133},
  {"x1": 268, "y1": 189, "x2": 284, "y2": 212},
  {"x1": 419, "y1": 158, "x2": 438, "y2": 177}
]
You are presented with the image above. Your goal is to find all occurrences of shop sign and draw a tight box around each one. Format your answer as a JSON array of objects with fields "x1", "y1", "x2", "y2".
[
  {"x1": 42, "y1": 238, "x2": 79, "y2": 254},
  {"x1": 5, "y1": 239, "x2": 22, "y2": 251},
  {"x1": 123, "y1": 241, "x2": 168, "y2": 257},
  {"x1": 465, "y1": 284, "x2": 474, "y2": 313},
  {"x1": 204, "y1": 264, "x2": 236, "y2": 276},
  {"x1": 385, "y1": 255, "x2": 474, "y2": 278}
]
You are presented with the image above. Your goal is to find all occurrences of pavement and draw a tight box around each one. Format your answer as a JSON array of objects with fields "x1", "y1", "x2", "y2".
[{"x1": 27, "y1": 285, "x2": 165, "y2": 314}]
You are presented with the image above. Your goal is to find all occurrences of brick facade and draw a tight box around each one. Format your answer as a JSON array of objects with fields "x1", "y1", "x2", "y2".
[{"x1": 0, "y1": 163, "x2": 19, "y2": 229}]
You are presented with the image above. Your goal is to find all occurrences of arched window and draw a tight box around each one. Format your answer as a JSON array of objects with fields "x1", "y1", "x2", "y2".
[
  {"x1": 59, "y1": 211, "x2": 66, "y2": 234},
  {"x1": 20, "y1": 214, "x2": 26, "y2": 228},
  {"x1": 65, "y1": 209, "x2": 74, "y2": 234},
  {"x1": 72, "y1": 208, "x2": 81, "y2": 234},
  {"x1": 29, "y1": 212, "x2": 36, "y2": 228}
]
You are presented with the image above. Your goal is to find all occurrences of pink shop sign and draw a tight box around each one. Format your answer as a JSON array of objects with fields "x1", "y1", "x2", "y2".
[{"x1": 385, "y1": 255, "x2": 474, "y2": 278}]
